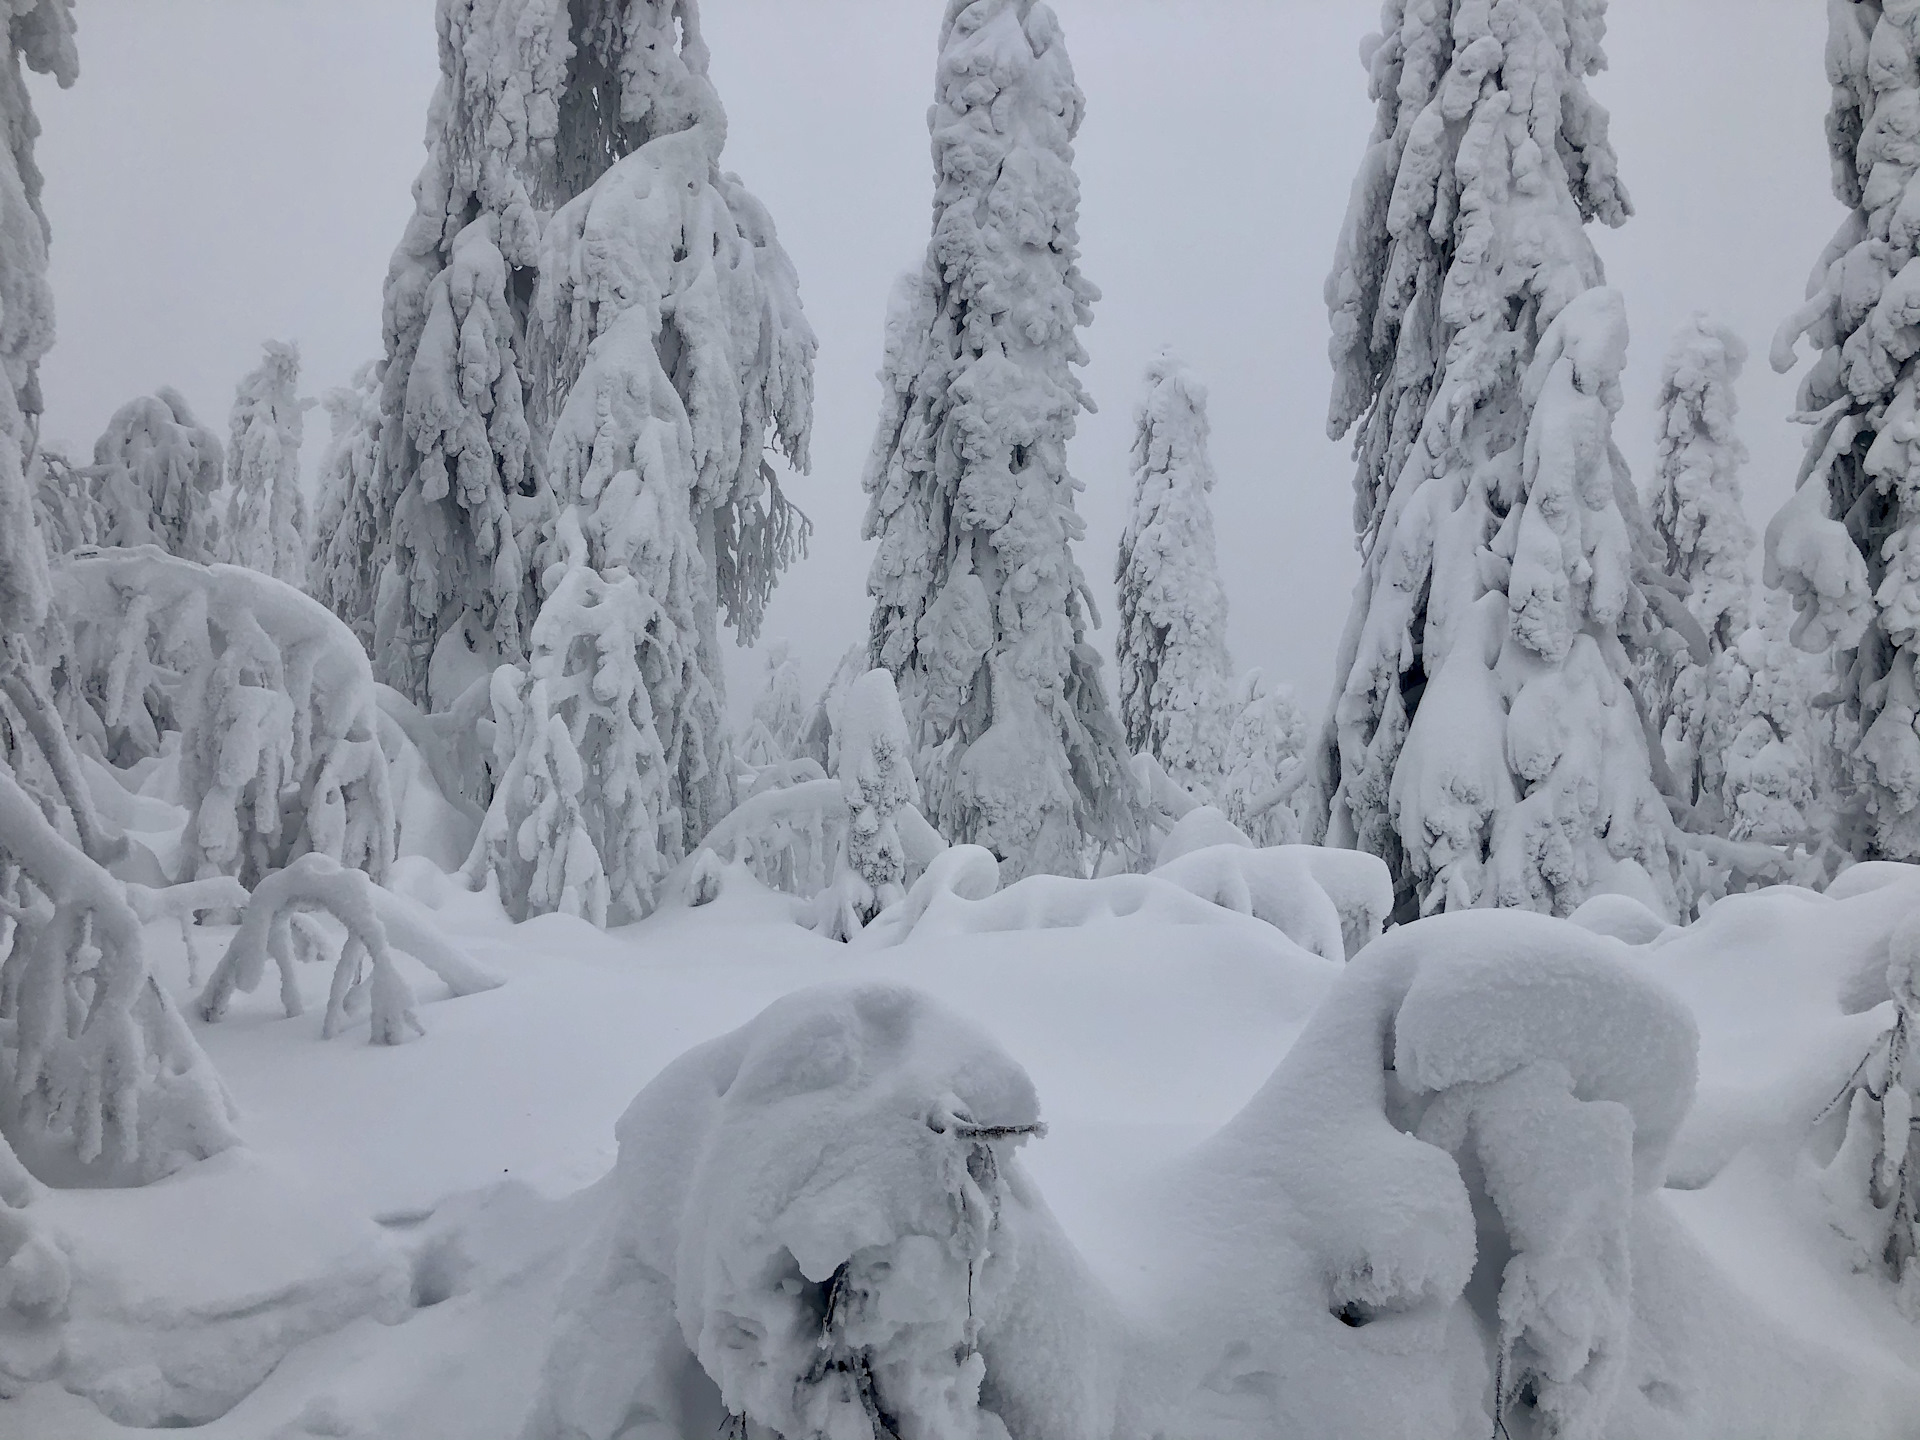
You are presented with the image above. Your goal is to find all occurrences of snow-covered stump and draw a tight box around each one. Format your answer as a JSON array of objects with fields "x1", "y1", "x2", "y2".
[
  {"x1": 197, "y1": 853, "x2": 501, "y2": 1045},
  {"x1": 521, "y1": 983, "x2": 1100, "y2": 1440},
  {"x1": 0, "y1": 762, "x2": 238, "y2": 1187},
  {"x1": 1160, "y1": 910, "x2": 1697, "y2": 1439},
  {"x1": 49, "y1": 547, "x2": 396, "y2": 888}
]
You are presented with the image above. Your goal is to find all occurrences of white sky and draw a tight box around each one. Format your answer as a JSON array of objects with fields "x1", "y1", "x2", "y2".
[{"x1": 27, "y1": 1, "x2": 1839, "y2": 721}]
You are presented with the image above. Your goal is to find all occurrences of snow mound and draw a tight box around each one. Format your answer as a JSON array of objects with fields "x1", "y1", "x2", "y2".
[{"x1": 1569, "y1": 891, "x2": 1671, "y2": 945}]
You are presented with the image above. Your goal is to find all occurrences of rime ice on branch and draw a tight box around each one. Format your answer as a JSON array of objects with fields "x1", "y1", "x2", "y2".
[
  {"x1": 1315, "y1": 1, "x2": 1683, "y2": 918},
  {"x1": 863, "y1": 0, "x2": 1133, "y2": 879},
  {"x1": 1115, "y1": 352, "x2": 1235, "y2": 799}
]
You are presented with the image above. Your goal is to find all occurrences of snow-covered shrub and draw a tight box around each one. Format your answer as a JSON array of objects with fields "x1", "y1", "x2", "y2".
[
  {"x1": 219, "y1": 338, "x2": 310, "y2": 584},
  {"x1": 862, "y1": 0, "x2": 1135, "y2": 879},
  {"x1": 309, "y1": 359, "x2": 382, "y2": 650},
  {"x1": 521, "y1": 982, "x2": 1071, "y2": 1440},
  {"x1": 1316, "y1": 5, "x2": 1690, "y2": 920},
  {"x1": 1115, "y1": 351, "x2": 1234, "y2": 797},
  {"x1": 1766, "y1": 1, "x2": 1920, "y2": 859},
  {"x1": 197, "y1": 852, "x2": 501, "y2": 1045},
  {"x1": 91, "y1": 388, "x2": 224, "y2": 562},
  {"x1": 736, "y1": 639, "x2": 808, "y2": 771},
  {"x1": 50, "y1": 548, "x2": 396, "y2": 887},
  {"x1": 1218, "y1": 671, "x2": 1309, "y2": 847},
  {"x1": 816, "y1": 669, "x2": 922, "y2": 938},
  {"x1": 468, "y1": 514, "x2": 673, "y2": 927}
]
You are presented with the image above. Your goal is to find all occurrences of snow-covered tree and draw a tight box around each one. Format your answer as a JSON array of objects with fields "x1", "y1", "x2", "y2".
[
  {"x1": 309, "y1": 360, "x2": 383, "y2": 649},
  {"x1": 737, "y1": 639, "x2": 808, "y2": 770},
  {"x1": 1714, "y1": 591, "x2": 1827, "y2": 846},
  {"x1": 220, "y1": 339, "x2": 310, "y2": 583},
  {"x1": 1767, "y1": 1, "x2": 1920, "y2": 860},
  {"x1": 831, "y1": 668, "x2": 920, "y2": 931},
  {"x1": 468, "y1": 512, "x2": 672, "y2": 927},
  {"x1": 26, "y1": 446, "x2": 98, "y2": 556},
  {"x1": 1314, "y1": 4, "x2": 1686, "y2": 919},
  {"x1": 1220, "y1": 671, "x2": 1310, "y2": 847},
  {"x1": 91, "y1": 389, "x2": 223, "y2": 562},
  {"x1": 862, "y1": 0, "x2": 1134, "y2": 879},
  {"x1": 1642, "y1": 314, "x2": 1754, "y2": 814},
  {"x1": 361, "y1": 0, "x2": 813, "y2": 720},
  {"x1": 1114, "y1": 350, "x2": 1234, "y2": 797}
]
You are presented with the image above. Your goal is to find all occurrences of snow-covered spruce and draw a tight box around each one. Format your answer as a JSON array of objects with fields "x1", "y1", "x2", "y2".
[
  {"x1": 219, "y1": 338, "x2": 311, "y2": 584},
  {"x1": 50, "y1": 548, "x2": 396, "y2": 888},
  {"x1": 358, "y1": 0, "x2": 813, "y2": 737},
  {"x1": 1114, "y1": 351, "x2": 1234, "y2": 800},
  {"x1": 1644, "y1": 314, "x2": 1755, "y2": 819},
  {"x1": 1315, "y1": 5, "x2": 1688, "y2": 919},
  {"x1": 1767, "y1": 1, "x2": 1920, "y2": 859},
  {"x1": 90, "y1": 388, "x2": 224, "y2": 562},
  {"x1": 862, "y1": 0, "x2": 1135, "y2": 880},
  {"x1": 468, "y1": 512, "x2": 673, "y2": 927},
  {"x1": 736, "y1": 638, "x2": 809, "y2": 771},
  {"x1": 1218, "y1": 670, "x2": 1310, "y2": 847},
  {"x1": 520, "y1": 982, "x2": 1075, "y2": 1440},
  {"x1": 308, "y1": 359, "x2": 383, "y2": 649},
  {"x1": 818, "y1": 668, "x2": 922, "y2": 938},
  {"x1": 197, "y1": 852, "x2": 501, "y2": 1045},
  {"x1": 28, "y1": 447, "x2": 101, "y2": 557}
]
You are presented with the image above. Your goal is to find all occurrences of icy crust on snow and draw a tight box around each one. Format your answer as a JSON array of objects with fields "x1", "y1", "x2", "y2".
[
  {"x1": 861, "y1": 0, "x2": 1135, "y2": 880},
  {"x1": 522, "y1": 982, "x2": 1089, "y2": 1440}
]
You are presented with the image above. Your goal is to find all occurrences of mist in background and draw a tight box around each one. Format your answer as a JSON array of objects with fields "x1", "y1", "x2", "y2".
[{"x1": 26, "y1": 0, "x2": 1838, "y2": 721}]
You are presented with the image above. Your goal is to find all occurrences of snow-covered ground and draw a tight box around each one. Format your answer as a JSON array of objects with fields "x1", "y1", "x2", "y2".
[{"x1": 11, "y1": 849, "x2": 1920, "y2": 1438}]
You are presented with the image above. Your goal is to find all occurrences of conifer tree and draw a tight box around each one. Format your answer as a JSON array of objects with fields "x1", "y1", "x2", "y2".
[
  {"x1": 1315, "y1": 0, "x2": 1683, "y2": 919},
  {"x1": 862, "y1": 0, "x2": 1134, "y2": 878},
  {"x1": 220, "y1": 339, "x2": 310, "y2": 583},
  {"x1": 1769, "y1": 0, "x2": 1920, "y2": 858},
  {"x1": 1115, "y1": 351, "x2": 1234, "y2": 797},
  {"x1": 91, "y1": 389, "x2": 223, "y2": 562}
]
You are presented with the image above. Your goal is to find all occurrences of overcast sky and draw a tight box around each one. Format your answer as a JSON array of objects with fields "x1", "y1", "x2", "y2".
[{"x1": 26, "y1": 1, "x2": 1837, "y2": 721}]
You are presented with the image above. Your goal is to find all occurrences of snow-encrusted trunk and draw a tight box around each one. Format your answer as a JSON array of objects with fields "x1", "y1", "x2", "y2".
[
  {"x1": 862, "y1": 0, "x2": 1135, "y2": 881},
  {"x1": 1314, "y1": 1, "x2": 1681, "y2": 920},
  {"x1": 1766, "y1": 0, "x2": 1920, "y2": 860},
  {"x1": 220, "y1": 339, "x2": 310, "y2": 584},
  {"x1": 1643, "y1": 314, "x2": 1754, "y2": 820},
  {"x1": 1114, "y1": 351, "x2": 1234, "y2": 801}
]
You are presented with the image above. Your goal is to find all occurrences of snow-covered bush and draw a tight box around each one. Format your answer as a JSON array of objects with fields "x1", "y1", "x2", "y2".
[
  {"x1": 1115, "y1": 351, "x2": 1234, "y2": 797},
  {"x1": 1768, "y1": 0, "x2": 1920, "y2": 860},
  {"x1": 309, "y1": 360, "x2": 383, "y2": 649},
  {"x1": 522, "y1": 982, "x2": 1062, "y2": 1440},
  {"x1": 817, "y1": 669, "x2": 921, "y2": 937},
  {"x1": 467, "y1": 514, "x2": 673, "y2": 927},
  {"x1": 50, "y1": 548, "x2": 395, "y2": 888},
  {"x1": 219, "y1": 338, "x2": 310, "y2": 584},
  {"x1": 1218, "y1": 671, "x2": 1309, "y2": 847},
  {"x1": 197, "y1": 852, "x2": 501, "y2": 1045},
  {"x1": 1315, "y1": 4, "x2": 1690, "y2": 920},
  {"x1": 90, "y1": 388, "x2": 224, "y2": 562},
  {"x1": 862, "y1": 0, "x2": 1135, "y2": 879}
]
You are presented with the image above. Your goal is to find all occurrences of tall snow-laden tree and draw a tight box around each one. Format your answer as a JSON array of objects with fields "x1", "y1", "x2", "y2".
[
  {"x1": 1114, "y1": 350, "x2": 1234, "y2": 797},
  {"x1": 309, "y1": 360, "x2": 383, "y2": 648},
  {"x1": 220, "y1": 339, "x2": 310, "y2": 583},
  {"x1": 360, "y1": 0, "x2": 812, "y2": 725},
  {"x1": 862, "y1": 0, "x2": 1134, "y2": 879},
  {"x1": 1644, "y1": 314, "x2": 1754, "y2": 813},
  {"x1": 1768, "y1": 0, "x2": 1920, "y2": 859},
  {"x1": 1315, "y1": 2, "x2": 1685, "y2": 920},
  {"x1": 91, "y1": 389, "x2": 223, "y2": 562}
]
